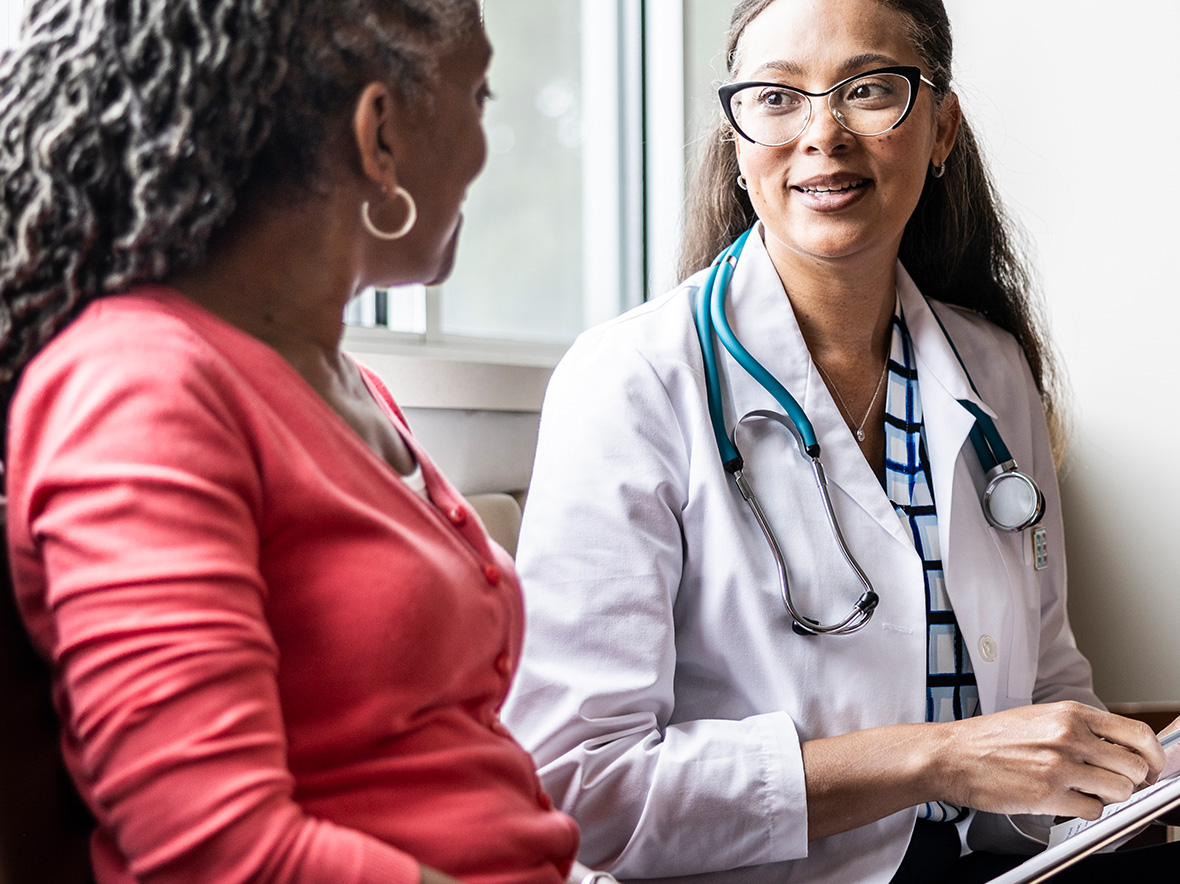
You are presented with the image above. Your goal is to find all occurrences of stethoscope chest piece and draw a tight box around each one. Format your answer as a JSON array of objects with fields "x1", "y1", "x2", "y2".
[{"x1": 982, "y1": 465, "x2": 1045, "y2": 532}]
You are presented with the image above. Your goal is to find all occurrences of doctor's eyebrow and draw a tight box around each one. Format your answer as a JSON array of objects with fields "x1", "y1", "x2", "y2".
[
  {"x1": 839, "y1": 52, "x2": 903, "y2": 74},
  {"x1": 747, "y1": 52, "x2": 902, "y2": 82},
  {"x1": 747, "y1": 59, "x2": 805, "y2": 79}
]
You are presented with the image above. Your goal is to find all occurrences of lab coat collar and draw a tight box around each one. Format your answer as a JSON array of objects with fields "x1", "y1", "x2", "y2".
[
  {"x1": 895, "y1": 268, "x2": 997, "y2": 421},
  {"x1": 722, "y1": 226, "x2": 989, "y2": 550},
  {"x1": 723, "y1": 227, "x2": 908, "y2": 547},
  {"x1": 893, "y1": 266, "x2": 996, "y2": 548}
]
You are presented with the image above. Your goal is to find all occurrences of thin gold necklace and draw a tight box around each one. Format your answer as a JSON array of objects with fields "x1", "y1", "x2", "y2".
[{"x1": 815, "y1": 357, "x2": 889, "y2": 443}]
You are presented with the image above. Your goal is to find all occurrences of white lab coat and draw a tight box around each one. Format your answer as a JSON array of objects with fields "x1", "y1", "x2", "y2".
[{"x1": 503, "y1": 227, "x2": 1099, "y2": 884}]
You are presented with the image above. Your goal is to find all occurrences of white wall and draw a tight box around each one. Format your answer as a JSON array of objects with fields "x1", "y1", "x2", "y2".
[{"x1": 947, "y1": 1, "x2": 1180, "y2": 703}]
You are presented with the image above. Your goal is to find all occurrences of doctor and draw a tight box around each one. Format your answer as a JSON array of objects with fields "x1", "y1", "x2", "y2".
[{"x1": 503, "y1": 0, "x2": 1179, "y2": 882}]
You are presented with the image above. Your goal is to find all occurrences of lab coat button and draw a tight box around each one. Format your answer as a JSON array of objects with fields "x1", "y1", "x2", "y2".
[
  {"x1": 978, "y1": 635, "x2": 999, "y2": 663},
  {"x1": 448, "y1": 506, "x2": 468, "y2": 526},
  {"x1": 483, "y1": 564, "x2": 501, "y2": 586}
]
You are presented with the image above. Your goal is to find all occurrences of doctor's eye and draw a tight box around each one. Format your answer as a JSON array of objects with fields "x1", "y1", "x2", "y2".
[
  {"x1": 751, "y1": 86, "x2": 806, "y2": 115},
  {"x1": 840, "y1": 77, "x2": 899, "y2": 108}
]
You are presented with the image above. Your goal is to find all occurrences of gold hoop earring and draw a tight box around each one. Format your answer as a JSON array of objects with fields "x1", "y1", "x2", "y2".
[
  {"x1": 361, "y1": 187, "x2": 417, "y2": 240},
  {"x1": 931, "y1": 162, "x2": 947, "y2": 179}
]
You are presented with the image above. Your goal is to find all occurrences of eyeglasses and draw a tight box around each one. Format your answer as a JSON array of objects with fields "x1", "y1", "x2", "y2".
[{"x1": 719, "y1": 65, "x2": 938, "y2": 147}]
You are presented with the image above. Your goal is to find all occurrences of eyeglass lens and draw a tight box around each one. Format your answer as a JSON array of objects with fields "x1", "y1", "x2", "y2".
[{"x1": 729, "y1": 72, "x2": 913, "y2": 146}]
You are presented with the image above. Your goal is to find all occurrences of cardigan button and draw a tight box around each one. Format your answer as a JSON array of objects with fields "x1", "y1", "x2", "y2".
[
  {"x1": 447, "y1": 505, "x2": 468, "y2": 527},
  {"x1": 495, "y1": 652, "x2": 512, "y2": 676},
  {"x1": 483, "y1": 564, "x2": 501, "y2": 586},
  {"x1": 978, "y1": 635, "x2": 999, "y2": 664}
]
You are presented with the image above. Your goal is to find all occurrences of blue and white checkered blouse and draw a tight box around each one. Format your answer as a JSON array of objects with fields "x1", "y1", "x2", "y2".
[{"x1": 883, "y1": 307, "x2": 981, "y2": 824}]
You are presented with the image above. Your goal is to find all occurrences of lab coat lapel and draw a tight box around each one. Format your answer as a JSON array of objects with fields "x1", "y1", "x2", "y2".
[
  {"x1": 897, "y1": 266, "x2": 996, "y2": 548},
  {"x1": 897, "y1": 266, "x2": 985, "y2": 514},
  {"x1": 722, "y1": 229, "x2": 910, "y2": 547},
  {"x1": 899, "y1": 268, "x2": 1013, "y2": 709}
]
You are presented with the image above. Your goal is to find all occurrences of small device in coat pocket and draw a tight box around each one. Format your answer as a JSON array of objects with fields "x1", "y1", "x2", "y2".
[{"x1": 1023, "y1": 525, "x2": 1049, "y2": 572}]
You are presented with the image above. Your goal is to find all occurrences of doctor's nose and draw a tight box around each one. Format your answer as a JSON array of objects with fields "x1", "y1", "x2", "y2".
[{"x1": 796, "y1": 102, "x2": 854, "y2": 155}]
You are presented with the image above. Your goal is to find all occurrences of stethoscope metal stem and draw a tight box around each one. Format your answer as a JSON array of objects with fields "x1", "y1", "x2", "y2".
[
  {"x1": 732, "y1": 460, "x2": 876, "y2": 636},
  {"x1": 807, "y1": 456, "x2": 879, "y2": 632}
]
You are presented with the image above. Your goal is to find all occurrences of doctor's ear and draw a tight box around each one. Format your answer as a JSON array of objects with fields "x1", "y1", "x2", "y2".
[{"x1": 933, "y1": 89, "x2": 962, "y2": 163}]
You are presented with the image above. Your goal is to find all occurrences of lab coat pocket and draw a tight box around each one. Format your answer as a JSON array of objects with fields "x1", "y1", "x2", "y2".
[{"x1": 1002, "y1": 544, "x2": 1041, "y2": 707}]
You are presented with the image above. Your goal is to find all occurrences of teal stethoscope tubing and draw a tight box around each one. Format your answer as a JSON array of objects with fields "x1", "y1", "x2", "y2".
[{"x1": 693, "y1": 230, "x2": 1043, "y2": 636}]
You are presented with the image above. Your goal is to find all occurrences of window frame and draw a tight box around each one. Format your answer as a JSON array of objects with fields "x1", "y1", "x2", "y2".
[{"x1": 345, "y1": 0, "x2": 697, "y2": 399}]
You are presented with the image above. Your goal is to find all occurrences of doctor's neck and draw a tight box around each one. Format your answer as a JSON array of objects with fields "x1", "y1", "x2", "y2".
[{"x1": 762, "y1": 232, "x2": 898, "y2": 367}]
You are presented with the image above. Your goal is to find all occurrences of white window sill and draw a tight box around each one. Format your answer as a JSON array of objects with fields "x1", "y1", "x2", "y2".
[{"x1": 343, "y1": 326, "x2": 565, "y2": 413}]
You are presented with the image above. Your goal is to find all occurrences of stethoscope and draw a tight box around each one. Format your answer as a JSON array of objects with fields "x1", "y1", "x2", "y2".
[{"x1": 693, "y1": 229, "x2": 1045, "y2": 636}]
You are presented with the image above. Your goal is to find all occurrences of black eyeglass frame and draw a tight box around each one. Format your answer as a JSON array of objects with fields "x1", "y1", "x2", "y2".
[{"x1": 719, "y1": 65, "x2": 940, "y2": 147}]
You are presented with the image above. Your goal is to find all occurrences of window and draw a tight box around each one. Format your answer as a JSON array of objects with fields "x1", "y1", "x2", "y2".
[
  {"x1": 0, "y1": 2, "x2": 741, "y2": 365},
  {"x1": 347, "y1": 0, "x2": 738, "y2": 362}
]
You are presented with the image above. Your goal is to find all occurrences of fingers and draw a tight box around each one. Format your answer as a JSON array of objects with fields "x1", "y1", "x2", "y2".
[
  {"x1": 1084, "y1": 706, "x2": 1166, "y2": 783},
  {"x1": 1079, "y1": 733, "x2": 1154, "y2": 789},
  {"x1": 1052, "y1": 790, "x2": 1107, "y2": 822},
  {"x1": 942, "y1": 702, "x2": 1167, "y2": 819},
  {"x1": 1031, "y1": 704, "x2": 1163, "y2": 813},
  {"x1": 1066, "y1": 756, "x2": 1140, "y2": 807}
]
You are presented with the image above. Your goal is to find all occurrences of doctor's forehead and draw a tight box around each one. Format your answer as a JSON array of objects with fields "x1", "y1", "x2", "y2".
[{"x1": 731, "y1": 0, "x2": 921, "y2": 82}]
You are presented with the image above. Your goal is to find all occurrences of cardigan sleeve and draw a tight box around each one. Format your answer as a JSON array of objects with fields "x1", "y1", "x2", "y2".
[{"x1": 7, "y1": 336, "x2": 422, "y2": 884}]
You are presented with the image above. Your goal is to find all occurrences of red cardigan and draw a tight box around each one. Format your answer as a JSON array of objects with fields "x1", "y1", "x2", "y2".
[{"x1": 6, "y1": 287, "x2": 578, "y2": 884}]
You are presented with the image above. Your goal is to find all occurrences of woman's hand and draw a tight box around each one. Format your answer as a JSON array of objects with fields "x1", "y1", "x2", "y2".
[
  {"x1": 420, "y1": 865, "x2": 465, "y2": 884},
  {"x1": 801, "y1": 702, "x2": 1166, "y2": 841},
  {"x1": 932, "y1": 702, "x2": 1165, "y2": 821}
]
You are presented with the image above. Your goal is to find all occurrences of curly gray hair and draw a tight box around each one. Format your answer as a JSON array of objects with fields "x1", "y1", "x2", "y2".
[{"x1": 0, "y1": 0, "x2": 481, "y2": 387}]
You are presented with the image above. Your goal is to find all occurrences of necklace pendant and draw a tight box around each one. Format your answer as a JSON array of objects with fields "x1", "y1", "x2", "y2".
[{"x1": 856, "y1": 429, "x2": 866, "y2": 442}]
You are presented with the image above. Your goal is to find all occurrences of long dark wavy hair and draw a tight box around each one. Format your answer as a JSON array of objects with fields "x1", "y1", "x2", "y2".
[
  {"x1": 680, "y1": 0, "x2": 1063, "y2": 456},
  {"x1": 0, "y1": 0, "x2": 482, "y2": 396}
]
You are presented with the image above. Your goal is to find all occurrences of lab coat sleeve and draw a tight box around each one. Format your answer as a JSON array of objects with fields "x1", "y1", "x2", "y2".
[{"x1": 503, "y1": 322, "x2": 809, "y2": 878}]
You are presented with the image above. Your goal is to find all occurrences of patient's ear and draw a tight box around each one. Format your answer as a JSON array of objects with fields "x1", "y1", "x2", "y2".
[{"x1": 351, "y1": 81, "x2": 406, "y2": 192}]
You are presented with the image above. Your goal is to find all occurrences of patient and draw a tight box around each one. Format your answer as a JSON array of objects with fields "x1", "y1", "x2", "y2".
[{"x1": 0, "y1": 2, "x2": 581, "y2": 883}]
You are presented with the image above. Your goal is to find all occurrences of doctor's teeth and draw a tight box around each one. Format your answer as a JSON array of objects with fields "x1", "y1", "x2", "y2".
[{"x1": 804, "y1": 181, "x2": 864, "y2": 194}]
